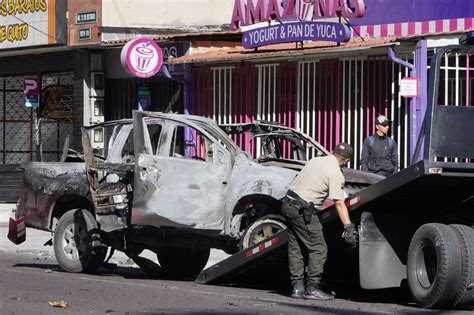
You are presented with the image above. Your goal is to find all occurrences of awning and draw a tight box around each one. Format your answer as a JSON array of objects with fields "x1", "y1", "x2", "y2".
[
  {"x1": 101, "y1": 30, "x2": 242, "y2": 46},
  {"x1": 167, "y1": 36, "x2": 400, "y2": 64}
]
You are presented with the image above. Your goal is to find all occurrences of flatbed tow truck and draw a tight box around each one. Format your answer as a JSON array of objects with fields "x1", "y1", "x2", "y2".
[{"x1": 194, "y1": 44, "x2": 474, "y2": 310}]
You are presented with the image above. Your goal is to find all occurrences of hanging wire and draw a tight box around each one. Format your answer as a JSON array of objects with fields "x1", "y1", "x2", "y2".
[
  {"x1": 10, "y1": 14, "x2": 59, "y2": 42},
  {"x1": 341, "y1": 16, "x2": 365, "y2": 41}
]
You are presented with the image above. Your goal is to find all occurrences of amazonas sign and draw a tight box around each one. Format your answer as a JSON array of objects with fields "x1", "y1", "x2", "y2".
[
  {"x1": 232, "y1": 0, "x2": 364, "y2": 48},
  {"x1": 243, "y1": 21, "x2": 350, "y2": 48},
  {"x1": 231, "y1": 0, "x2": 366, "y2": 30}
]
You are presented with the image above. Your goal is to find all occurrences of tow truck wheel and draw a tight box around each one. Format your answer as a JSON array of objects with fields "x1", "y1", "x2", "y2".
[
  {"x1": 240, "y1": 215, "x2": 287, "y2": 250},
  {"x1": 156, "y1": 247, "x2": 210, "y2": 280},
  {"x1": 449, "y1": 224, "x2": 474, "y2": 309},
  {"x1": 407, "y1": 223, "x2": 462, "y2": 309},
  {"x1": 53, "y1": 209, "x2": 107, "y2": 273}
]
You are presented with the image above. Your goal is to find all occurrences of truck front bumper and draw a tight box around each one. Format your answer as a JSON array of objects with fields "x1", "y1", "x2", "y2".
[{"x1": 7, "y1": 210, "x2": 26, "y2": 245}]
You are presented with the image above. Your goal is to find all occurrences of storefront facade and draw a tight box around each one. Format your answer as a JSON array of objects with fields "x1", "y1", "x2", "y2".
[
  {"x1": 0, "y1": 0, "x2": 72, "y2": 201},
  {"x1": 190, "y1": 42, "x2": 413, "y2": 170},
  {"x1": 174, "y1": 0, "x2": 474, "y2": 172},
  {"x1": 66, "y1": 0, "x2": 236, "y2": 150}
]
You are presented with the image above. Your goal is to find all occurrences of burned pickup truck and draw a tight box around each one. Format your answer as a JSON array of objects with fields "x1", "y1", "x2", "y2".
[{"x1": 9, "y1": 111, "x2": 381, "y2": 278}]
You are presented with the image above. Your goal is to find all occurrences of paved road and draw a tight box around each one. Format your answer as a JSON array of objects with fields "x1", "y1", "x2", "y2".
[
  {"x1": 1, "y1": 211, "x2": 471, "y2": 314},
  {"x1": 0, "y1": 250, "x2": 449, "y2": 314}
]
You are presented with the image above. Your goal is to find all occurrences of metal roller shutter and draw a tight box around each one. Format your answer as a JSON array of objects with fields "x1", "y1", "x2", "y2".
[
  {"x1": 0, "y1": 52, "x2": 73, "y2": 76},
  {"x1": 0, "y1": 164, "x2": 23, "y2": 202}
]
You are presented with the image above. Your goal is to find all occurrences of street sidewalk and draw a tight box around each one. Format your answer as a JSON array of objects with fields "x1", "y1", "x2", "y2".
[
  {"x1": 0, "y1": 203, "x2": 15, "y2": 223},
  {"x1": 0, "y1": 203, "x2": 229, "y2": 269}
]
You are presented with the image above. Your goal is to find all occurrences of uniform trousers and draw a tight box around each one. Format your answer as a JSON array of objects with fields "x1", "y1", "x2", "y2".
[{"x1": 281, "y1": 196, "x2": 328, "y2": 287}]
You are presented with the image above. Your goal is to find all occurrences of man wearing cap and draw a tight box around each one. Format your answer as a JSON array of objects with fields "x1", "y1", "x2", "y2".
[
  {"x1": 281, "y1": 143, "x2": 359, "y2": 300},
  {"x1": 360, "y1": 115, "x2": 398, "y2": 177}
]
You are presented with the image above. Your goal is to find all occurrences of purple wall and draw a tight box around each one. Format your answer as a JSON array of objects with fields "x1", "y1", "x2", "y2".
[{"x1": 352, "y1": 0, "x2": 473, "y2": 26}]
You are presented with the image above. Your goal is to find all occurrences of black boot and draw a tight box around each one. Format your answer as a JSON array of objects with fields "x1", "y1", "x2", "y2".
[
  {"x1": 304, "y1": 285, "x2": 334, "y2": 300},
  {"x1": 291, "y1": 280, "x2": 305, "y2": 299}
]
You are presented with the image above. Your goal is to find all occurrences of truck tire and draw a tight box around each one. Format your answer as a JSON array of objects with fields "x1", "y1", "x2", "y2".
[
  {"x1": 407, "y1": 223, "x2": 462, "y2": 309},
  {"x1": 53, "y1": 209, "x2": 107, "y2": 273},
  {"x1": 240, "y1": 215, "x2": 287, "y2": 250},
  {"x1": 449, "y1": 224, "x2": 474, "y2": 309},
  {"x1": 156, "y1": 247, "x2": 210, "y2": 279}
]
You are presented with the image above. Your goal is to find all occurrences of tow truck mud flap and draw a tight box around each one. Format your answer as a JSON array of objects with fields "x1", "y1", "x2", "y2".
[
  {"x1": 8, "y1": 215, "x2": 26, "y2": 245},
  {"x1": 359, "y1": 212, "x2": 406, "y2": 289},
  {"x1": 195, "y1": 230, "x2": 288, "y2": 285}
]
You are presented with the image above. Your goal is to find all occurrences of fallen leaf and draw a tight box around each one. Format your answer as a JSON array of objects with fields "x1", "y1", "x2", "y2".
[
  {"x1": 48, "y1": 300, "x2": 68, "y2": 309},
  {"x1": 44, "y1": 269, "x2": 53, "y2": 273}
]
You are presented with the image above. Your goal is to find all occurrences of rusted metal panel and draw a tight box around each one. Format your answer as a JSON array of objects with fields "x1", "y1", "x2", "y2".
[{"x1": 19, "y1": 162, "x2": 88, "y2": 230}]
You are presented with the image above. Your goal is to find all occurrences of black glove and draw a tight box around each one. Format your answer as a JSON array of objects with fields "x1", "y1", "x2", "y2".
[{"x1": 342, "y1": 223, "x2": 359, "y2": 247}]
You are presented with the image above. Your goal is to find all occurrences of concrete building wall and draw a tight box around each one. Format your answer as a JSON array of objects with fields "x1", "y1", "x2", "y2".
[
  {"x1": 68, "y1": 0, "x2": 102, "y2": 46},
  {"x1": 102, "y1": 0, "x2": 233, "y2": 29}
]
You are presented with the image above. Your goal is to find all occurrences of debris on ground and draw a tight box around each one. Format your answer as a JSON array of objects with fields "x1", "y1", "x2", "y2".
[{"x1": 48, "y1": 300, "x2": 68, "y2": 308}]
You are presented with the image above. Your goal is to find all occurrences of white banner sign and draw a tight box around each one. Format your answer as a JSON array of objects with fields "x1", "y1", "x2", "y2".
[
  {"x1": 400, "y1": 77, "x2": 418, "y2": 98},
  {"x1": 0, "y1": 0, "x2": 64, "y2": 49}
]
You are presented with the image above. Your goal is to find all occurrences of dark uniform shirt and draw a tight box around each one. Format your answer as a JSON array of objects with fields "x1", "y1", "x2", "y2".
[{"x1": 360, "y1": 134, "x2": 398, "y2": 177}]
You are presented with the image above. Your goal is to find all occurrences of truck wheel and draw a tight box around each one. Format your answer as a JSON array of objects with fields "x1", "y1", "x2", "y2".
[
  {"x1": 407, "y1": 223, "x2": 462, "y2": 309},
  {"x1": 53, "y1": 209, "x2": 107, "y2": 273},
  {"x1": 240, "y1": 215, "x2": 287, "y2": 250},
  {"x1": 449, "y1": 224, "x2": 474, "y2": 309},
  {"x1": 156, "y1": 247, "x2": 210, "y2": 279}
]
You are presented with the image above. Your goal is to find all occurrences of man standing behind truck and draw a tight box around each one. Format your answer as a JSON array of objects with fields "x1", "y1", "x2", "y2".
[
  {"x1": 281, "y1": 143, "x2": 359, "y2": 300},
  {"x1": 360, "y1": 115, "x2": 398, "y2": 177}
]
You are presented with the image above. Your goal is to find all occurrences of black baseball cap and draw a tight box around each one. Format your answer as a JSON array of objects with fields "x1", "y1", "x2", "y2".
[
  {"x1": 376, "y1": 115, "x2": 391, "y2": 126},
  {"x1": 333, "y1": 143, "x2": 354, "y2": 159}
]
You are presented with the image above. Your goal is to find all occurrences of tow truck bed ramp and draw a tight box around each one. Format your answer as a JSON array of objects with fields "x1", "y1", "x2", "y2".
[{"x1": 195, "y1": 230, "x2": 289, "y2": 285}]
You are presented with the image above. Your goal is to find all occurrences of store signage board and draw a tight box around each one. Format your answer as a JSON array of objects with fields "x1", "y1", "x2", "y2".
[
  {"x1": 231, "y1": 0, "x2": 366, "y2": 30},
  {"x1": 75, "y1": 11, "x2": 97, "y2": 24},
  {"x1": 400, "y1": 77, "x2": 418, "y2": 98},
  {"x1": 231, "y1": 0, "x2": 365, "y2": 49},
  {"x1": 351, "y1": 0, "x2": 474, "y2": 27},
  {"x1": 160, "y1": 43, "x2": 189, "y2": 75},
  {"x1": 0, "y1": 0, "x2": 66, "y2": 49},
  {"x1": 79, "y1": 28, "x2": 91, "y2": 41},
  {"x1": 24, "y1": 76, "x2": 40, "y2": 109},
  {"x1": 243, "y1": 21, "x2": 350, "y2": 48},
  {"x1": 120, "y1": 38, "x2": 163, "y2": 78}
]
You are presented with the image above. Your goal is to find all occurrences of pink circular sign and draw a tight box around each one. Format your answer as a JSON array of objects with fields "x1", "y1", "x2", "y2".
[{"x1": 120, "y1": 38, "x2": 163, "y2": 78}]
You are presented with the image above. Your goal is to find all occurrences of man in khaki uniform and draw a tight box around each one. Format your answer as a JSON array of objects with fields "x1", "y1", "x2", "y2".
[{"x1": 281, "y1": 143, "x2": 358, "y2": 300}]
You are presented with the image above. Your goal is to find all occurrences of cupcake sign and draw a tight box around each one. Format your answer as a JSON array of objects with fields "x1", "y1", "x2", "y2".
[{"x1": 121, "y1": 38, "x2": 163, "y2": 78}]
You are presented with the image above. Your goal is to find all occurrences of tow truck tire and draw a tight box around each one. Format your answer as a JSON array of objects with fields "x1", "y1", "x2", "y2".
[
  {"x1": 449, "y1": 224, "x2": 474, "y2": 309},
  {"x1": 53, "y1": 209, "x2": 107, "y2": 273},
  {"x1": 240, "y1": 215, "x2": 287, "y2": 250},
  {"x1": 407, "y1": 223, "x2": 462, "y2": 309},
  {"x1": 156, "y1": 247, "x2": 210, "y2": 279}
]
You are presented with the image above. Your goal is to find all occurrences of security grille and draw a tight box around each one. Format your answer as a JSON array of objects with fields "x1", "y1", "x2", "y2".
[
  {"x1": 298, "y1": 57, "x2": 412, "y2": 169},
  {"x1": 193, "y1": 56, "x2": 414, "y2": 170},
  {"x1": 430, "y1": 48, "x2": 474, "y2": 163},
  {"x1": 211, "y1": 66, "x2": 234, "y2": 125},
  {"x1": 0, "y1": 72, "x2": 73, "y2": 164}
]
